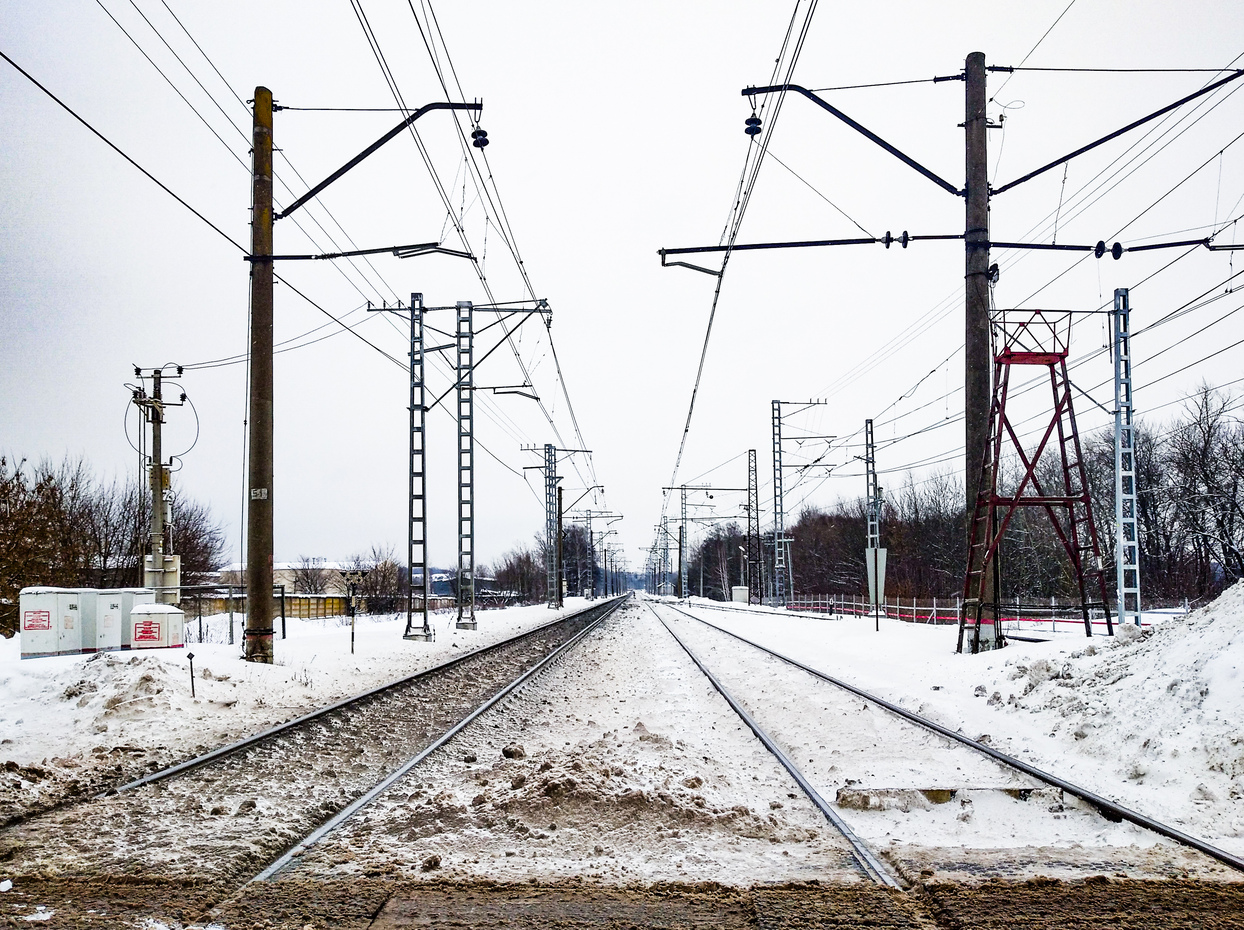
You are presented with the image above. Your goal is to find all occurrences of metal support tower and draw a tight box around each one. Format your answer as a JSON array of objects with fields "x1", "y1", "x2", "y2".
[
  {"x1": 771, "y1": 400, "x2": 788, "y2": 605},
  {"x1": 661, "y1": 516, "x2": 671, "y2": 596},
  {"x1": 865, "y1": 418, "x2": 885, "y2": 629},
  {"x1": 455, "y1": 300, "x2": 476, "y2": 629},
  {"x1": 405, "y1": 294, "x2": 432, "y2": 640},
  {"x1": 679, "y1": 488, "x2": 688, "y2": 599},
  {"x1": 746, "y1": 449, "x2": 761, "y2": 604},
  {"x1": 585, "y1": 509, "x2": 594, "y2": 599},
  {"x1": 544, "y1": 443, "x2": 558, "y2": 607},
  {"x1": 959, "y1": 310, "x2": 1113, "y2": 653},
  {"x1": 1114, "y1": 288, "x2": 1142, "y2": 626},
  {"x1": 865, "y1": 419, "x2": 881, "y2": 550}
]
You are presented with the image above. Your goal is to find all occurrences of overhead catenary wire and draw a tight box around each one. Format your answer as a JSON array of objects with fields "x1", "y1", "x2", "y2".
[
  {"x1": 662, "y1": 0, "x2": 819, "y2": 512},
  {"x1": 0, "y1": 48, "x2": 244, "y2": 253},
  {"x1": 805, "y1": 50, "x2": 1244, "y2": 411},
  {"x1": 411, "y1": 0, "x2": 603, "y2": 499},
  {"x1": 349, "y1": 0, "x2": 600, "y2": 505},
  {"x1": 129, "y1": 3, "x2": 543, "y2": 481}
]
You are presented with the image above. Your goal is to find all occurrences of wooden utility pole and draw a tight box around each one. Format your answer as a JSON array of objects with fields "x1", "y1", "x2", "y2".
[
  {"x1": 246, "y1": 86, "x2": 274, "y2": 664},
  {"x1": 963, "y1": 53, "x2": 992, "y2": 603}
]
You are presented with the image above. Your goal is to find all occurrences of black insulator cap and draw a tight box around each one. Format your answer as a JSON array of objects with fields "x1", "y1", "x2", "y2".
[
  {"x1": 900, "y1": 231, "x2": 909, "y2": 248},
  {"x1": 1095, "y1": 240, "x2": 1106, "y2": 259},
  {"x1": 883, "y1": 231, "x2": 893, "y2": 248},
  {"x1": 471, "y1": 127, "x2": 489, "y2": 148},
  {"x1": 745, "y1": 115, "x2": 762, "y2": 136},
  {"x1": 1111, "y1": 242, "x2": 1123, "y2": 260}
]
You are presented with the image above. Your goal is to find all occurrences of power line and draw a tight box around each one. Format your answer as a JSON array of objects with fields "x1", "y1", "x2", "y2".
[
  {"x1": 663, "y1": 0, "x2": 819, "y2": 507},
  {"x1": 997, "y1": 66, "x2": 1244, "y2": 74},
  {"x1": 989, "y1": 0, "x2": 1078, "y2": 104},
  {"x1": 0, "y1": 47, "x2": 244, "y2": 252},
  {"x1": 807, "y1": 76, "x2": 949, "y2": 93},
  {"x1": 766, "y1": 149, "x2": 874, "y2": 237}
]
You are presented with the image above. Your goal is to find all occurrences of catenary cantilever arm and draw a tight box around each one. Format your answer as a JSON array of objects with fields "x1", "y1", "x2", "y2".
[
  {"x1": 277, "y1": 100, "x2": 482, "y2": 220},
  {"x1": 744, "y1": 83, "x2": 962, "y2": 196},
  {"x1": 992, "y1": 69, "x2": 1244, "y2": 195}
]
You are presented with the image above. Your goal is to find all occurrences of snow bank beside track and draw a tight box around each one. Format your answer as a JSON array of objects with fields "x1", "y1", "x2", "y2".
[{"x1": 681, "y1": 581, "x2": 1244, "y2": 858}]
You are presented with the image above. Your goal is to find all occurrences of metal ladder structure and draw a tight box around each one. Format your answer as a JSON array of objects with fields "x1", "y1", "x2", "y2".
[
  {"x1": 661, "y1": 515, "x2": 671, "y2": 596},
  {"x1": 864, "y1": 418, "x2": 884, "y2": 623},
  {"x1": 455, "y1": 301, "x2": 476, "y2": 629},
  {"x1": 544, "y1": 443, "x2": 558, "y2": 607},
  {"x1": 678, "y1": 489, "x2": 688, "y2": 599},
  {"x1": 959, "y1": 309, "x2": 1113, "y2": 653},
  {"x1": 1113, "y1": 288, "x2": 1142, "y2": 626},
  {"x1": 771, "y1": 400, "x2": 789, "y2": 605},
  {"x1": 865, "y1": 419, "x2": 881, "y2": 551},
  {"x1": 405, "y1": 294, "x2": 432, "y2": 640},
  {"x1": 746, "y1": 449, "x2": 762, "y2": 604}
]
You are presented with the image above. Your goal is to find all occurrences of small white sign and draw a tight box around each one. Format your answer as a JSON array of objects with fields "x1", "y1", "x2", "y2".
[{"x1": 250, "y1": 488, "x2": 268, "y2": 500}]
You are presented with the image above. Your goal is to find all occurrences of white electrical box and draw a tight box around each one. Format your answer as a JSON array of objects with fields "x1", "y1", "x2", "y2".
[
  {"x1": 79, "y1": 589, "x2": 123, "y2": 653},
  {"x1": 129, "y1": 603, "x2": 185, "y2": 649},
  {"x1": 105, "y1": 588, "x2": 156, "y2": 649},
  {"x1": 18, "y1": 587, "x2": 81, "y2": 658}
]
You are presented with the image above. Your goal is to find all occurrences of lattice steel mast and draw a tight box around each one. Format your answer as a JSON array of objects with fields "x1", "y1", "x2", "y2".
[
  {"x1": 545, "y1": 443, "x2": 558, "y2": 607},
  {"x1": 456, "y1": 301, "x2": 476, "y2": 630},
  {"x1": 771, "y1": 401, "x2": 788, "y2": 605},
  {"x1": 1114, "y1": 288, "x2": 1141, "y2": 626},
  {"x1": 747, "y1": 449, "x2": 761, "y2": 604},
  {"x1": 406, "y1": 294, "x2": 432, "y2": 640}
]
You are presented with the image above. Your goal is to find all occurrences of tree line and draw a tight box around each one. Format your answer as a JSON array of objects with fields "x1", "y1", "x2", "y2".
[
  {"x1": 683, "y1": 386, "x2": 1243, "y2": 609},
  {"x1": 1, "y1": 455, "x2": 227, "y2": 636}
]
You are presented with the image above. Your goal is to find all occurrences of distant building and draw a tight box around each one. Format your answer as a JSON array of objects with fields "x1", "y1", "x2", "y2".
[{"x1": 217, "y1": 561, "x2": 349, "y2": 595}]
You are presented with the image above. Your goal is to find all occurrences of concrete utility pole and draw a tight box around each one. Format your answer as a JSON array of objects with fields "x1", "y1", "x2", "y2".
[
  {"x1": 148, "y1": 368, "x2": 165, "y2": 582},
  {"x1": 964, "y1": 53, "x2": 991, "y2": 540},
  {"x1": 132, "y1": 368, "x2": 183, "y2": 603},
  {"x1": 963, "y1": 53, "x2": 995, "y2": 624},
  {"x1": 246, "y1": 86, "x2": 274, "y2": 664}
]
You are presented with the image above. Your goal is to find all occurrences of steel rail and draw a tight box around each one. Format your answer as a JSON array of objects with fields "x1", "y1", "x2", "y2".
[
  {"x1": 109, "y1": 599, "x2": 618, "y2": 796},
  {"x1": 646, "y1": 602, "x2": 902, "y2": 888},
  {"x1": 676, "y1": 598, "x2": 807, "y2": 620},
  {"x1": 669, "y1": 602, "x2": 1244, "y2": 875},
  {"x1": 252, "y1": 595, "x2": 628, "y2": 882}
]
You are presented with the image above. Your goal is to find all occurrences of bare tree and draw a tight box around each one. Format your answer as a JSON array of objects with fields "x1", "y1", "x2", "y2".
[{"x1": 291, "y1": 556, "x2": 330, "y2": 595}]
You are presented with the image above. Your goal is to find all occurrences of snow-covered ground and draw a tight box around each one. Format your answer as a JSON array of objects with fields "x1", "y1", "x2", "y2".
[
  {"x1": 287, "y1": 600, "x2": 866, "y2": 885},
  {"x1": 680, "y1": 581, "x2": 1244, "y2": 862},
  {"x1": 0, "y1": 599, "x2": 593, "y2": 821},
  {"x1": 2, "y1": 581, "x2": 1241, "y2": 889}
]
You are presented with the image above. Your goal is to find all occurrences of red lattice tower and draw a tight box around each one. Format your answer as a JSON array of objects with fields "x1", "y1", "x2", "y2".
[{"x1": 959, "y1": 310, "x2": 1114, "y2": 653}]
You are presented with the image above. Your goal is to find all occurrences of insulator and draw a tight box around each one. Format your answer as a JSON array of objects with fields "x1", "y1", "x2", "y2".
[
  {"x1": 1095, "y1": 240, "x2": 1106, "y2": 259},
  {"x1": 1111, "y1": 242, "x2": 1123, "y2": 260},
  {"x1": 745, "y1": 115, "x2": 762, "y2": 136},
  {"x1": 471, "y1": 127, "x2": 489, "y2": 148},
  {"x1": 883, "y1": 231, "x2": 893, "y2": 248},
  {"x1": 900, "y1": 231, "x2": 909, "y2": 248}
]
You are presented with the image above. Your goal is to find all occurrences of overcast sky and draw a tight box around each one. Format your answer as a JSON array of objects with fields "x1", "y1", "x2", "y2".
[{"x1": 3, "y1": 1, "x2": 1243, "y2": 574}]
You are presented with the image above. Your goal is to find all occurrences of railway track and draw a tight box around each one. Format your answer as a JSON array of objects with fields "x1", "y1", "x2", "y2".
[
  {"x1": 0, "y1": 597, "x2": 626, "y2": 889},
  {"x1": 5, "y1": 595, "x2": 1243, "y2": 928},
  {"x1": 653, "y1": 599, "x2": 1244, "y2": 884}
]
